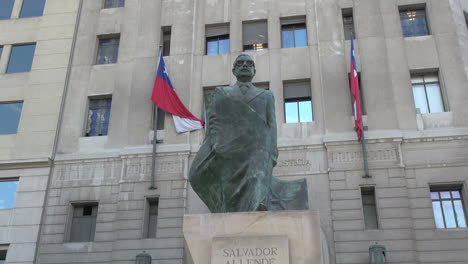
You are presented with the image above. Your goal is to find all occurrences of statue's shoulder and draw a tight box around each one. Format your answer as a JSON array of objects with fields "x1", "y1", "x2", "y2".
[
  {"x1": 262, "y1": 89, "x2": 275, "y2": 99},
  {"x1": 213, "y1": 85, "x2": 236, "y2": 96}
]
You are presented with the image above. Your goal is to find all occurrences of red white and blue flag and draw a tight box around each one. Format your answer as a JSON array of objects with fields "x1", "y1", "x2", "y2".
[
  {"x1": 350, "y1": 36, "x2": 363, "y2": 142},
  {"x1": 151, "y1": 54, "x2": 205, "y2": 133}
]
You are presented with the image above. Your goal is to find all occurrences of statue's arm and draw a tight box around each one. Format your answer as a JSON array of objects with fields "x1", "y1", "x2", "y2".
[
  {"x1": 208, "y1": 87, "x2": 222, "y2": 150},
  {"x1": 266, "y1": 91, "x2": 278, "y2": 162}
]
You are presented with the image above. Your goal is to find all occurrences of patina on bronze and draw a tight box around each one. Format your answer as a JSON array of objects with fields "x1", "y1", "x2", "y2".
[{"x1": 189, "y1": 54, "x2": 308, "y2": 213}]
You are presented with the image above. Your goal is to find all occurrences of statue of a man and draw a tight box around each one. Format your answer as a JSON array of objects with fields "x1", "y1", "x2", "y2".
[{"x1": 189, "y1": 54, "x2": 308, "y2": 213}]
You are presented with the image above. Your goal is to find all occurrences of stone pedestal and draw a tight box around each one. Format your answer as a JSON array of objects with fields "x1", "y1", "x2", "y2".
[{"x1": 183, "y1": 210, "x2": 322, "y2": 264}]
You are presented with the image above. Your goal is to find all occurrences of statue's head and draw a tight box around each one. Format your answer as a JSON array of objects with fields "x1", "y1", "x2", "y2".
[{"x1": 232, "y1": 54, "x2": 256, "y2": 82}]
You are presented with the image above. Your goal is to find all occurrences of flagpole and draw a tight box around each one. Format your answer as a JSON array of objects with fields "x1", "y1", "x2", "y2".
[
  {"x1": 150, "y1": 49, "x2": 163, "y2": 190},
  {"x1": 361, "y1": 127, "x2": 371, "y2": 178}
]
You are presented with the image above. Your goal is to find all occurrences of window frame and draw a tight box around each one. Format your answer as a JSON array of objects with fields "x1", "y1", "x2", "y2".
[
  {"x1": 143, "y1": 197, "x2": 159, "y2": 239},
  {"x1": 430, "y1": 185, "x2": 467, "y2": 229},
  {"x1": 0, "y1": 244, "x2": 8, "y2": 264},
  {"x1": 19, "y1": 0, "x2": 46, "y2": 18},
  {"x1": 84, "y1": 95, "x2": 112, "y2": 137},
  {"x1": 0, "y1": 0, "x2": 15, "y2": 20},
  {"x1": 342, "y1": 8, "x2": 355, "y2": 40},
  {"x1": 161, "y1": 26, "x2": 171, "y2": 57},
  {"x1": 6, "y1": 43, "x2": 36, "y2": 73},
  {"x1": 0, "y1": 101, "x2": 24, "y2": 135},
  {"x1": 205, "y1": 24, "x2": 230, "y2": 55},
  {"x1": 399, "y1": 5, "x2": 430, "y2": 38},
  {"x1": 67, "y1": 202, "x2": 99, "y2": 242},
  {"x1": 242, "y1": 20, "x2": 269, "y2": 52},
  {"x1": 205, "y1": 34, "x2": 230, "y2": 55},
  {"x1": 361, "y1": 186, "x2": 379, "y2": 229},
  {"x1": 151, "y1": 104, "x2": 166, "y2": 132},
  {"x1": 103, "y1": 0, "x2": 125, "y2": 9},
  {"x1": 411, "y1": 71, "x2": 446, "y2": 114},
  {"x1": 0, "y1": 178, "x2": 19, "y2": 210},
  {"x1": 96, "y1": 35, "x2": 120, "y2": 65},
  {"x1": 283, "y1": 80, "x2": 313, "y2": 123}
]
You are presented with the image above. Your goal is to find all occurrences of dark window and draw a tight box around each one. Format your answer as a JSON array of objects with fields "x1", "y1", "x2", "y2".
[
  {"x1": 0, "y1": 179, "x2": 19, "y2": 209},
  {"x1": 0, "y1": 46, "x2": 3, "y2": 59},
  {"x1": 19, "y1": 0, "x2": 46, "y2": 18},
  {"x1": 342, "y1": 8, "x2": 355, "y2": 40},
  {"x1": 145, "y1": 198, "x2": 159, "y2": 238},
  {"x1": 0, "y1": 0, "x2": 14, "y2": 20},
  {"x1": 206, "y1": 24, "x2": 230, "y2": 55},
  {"x1": 86, "y1": 97, "x2": 112, "y2": 137},
  {"x1": 399, "y1": 8, "x2": 429, "y2": 37},
  {"x1": 411, "y1": 72, "x2": 444, "y2": 114},
  {"x1": 431, "y1": 187, "x2": 467, "y2": 228},
  {"x1": 281, "y1": 23, "x2": 307, "y2": 48},
  {"x1": 69, "y1": 204, "x2": 98, "y2": 242},
  {"x1": 96, "y1": 36, "x2": 120, "y2": 64},
  {"x1": 284, "y1": 81, "x2": 313, "y2": 123},
  {"x1": 253, "y1": 82, "x2": 269, "y2": 90},
  {"x1": 7, "y1": 44, "x2": 36, "y2": 73},
  {"x1": 0, "y1": 248, "x2": 7, "y2": 264},
  {"x1": 243, "y1": 21, "x2": 268, "y2": 51},
  {"x1": 162, "y1": 26, "x2": 171, "y2": 56},
  {"x1": 152, "y1": 105, "x2": 165, "y2": 131},
  {"x1": 0, "y1": 102, "x2": 23, "y2": 134},
  {"x1": 465, "y1": 12, "x2": 468, "y2": 28},
  {"x1": 361, "y1": 186, "x2": 379, "y2": 229},
  {"x1": 348, "y1": 72, "x2": 366, "y2": 115},
  {"x1": 104, "y1": 0, "x2": 125, "y2": 8}
]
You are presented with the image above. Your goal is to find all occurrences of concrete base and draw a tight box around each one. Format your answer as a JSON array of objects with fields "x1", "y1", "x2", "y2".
[{"x1": 183, "y1": 210, "x2": 323, "y2": 264}]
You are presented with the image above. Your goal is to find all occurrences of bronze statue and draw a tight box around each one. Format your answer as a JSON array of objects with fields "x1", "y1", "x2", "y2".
[{"x1": 189, "y1": 54, "x2": 308, "y2": 213}]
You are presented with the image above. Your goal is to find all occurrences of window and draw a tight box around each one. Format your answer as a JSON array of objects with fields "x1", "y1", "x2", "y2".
[
  {"x1": 162, "y1": 26, "x2": 171, "y2": 56},
  {"x1": 103, "y1": 0, "x2": 125, "y2": 8},
  {"x1": 0, "y1": 179, "x2": 19, "y2": 209},
  {"x1": 6, "y1": 44, "x2": 36, "y2": 73},
  {"x1": 0, "y1": 46, "x2": 3, "y2": 59},
  {"x1": 464, "y1": 12, "x2": 468, "y2": 28},
  {"x1": 348, "y1": 72, "x2": 366, "y2": 115},
  {"x1": 342, "y1": 8, "x2": 355, "y2": 40},
  {"x1": 281, "y1": 17, "x2": 307, "y2": 48},
  {"x1": 361, "y1": 186, "x2": 379, "y2": 229},
  {"x1": 69, "y1": 204, "x2": 98, "y2": 242},
  {"x1": 206, "y1": 24, "x2": 230, "y2": 55},
  {"x1": 243, "y1": 20, "x2": 268, "y2": 51},
  {"x1": 96, "y1": 36, "x2": 120, "y2": 64},
  {"x1": 284, "y1": 81, "x2": 313, "y2": 123},
  {"x1": 19, "y1": 0, "x2": 46, "y2": 18},
  {"x1": 411, "y1": 72, "x2": 444, "y2": 114},
  {"x1": 0, "y1": 102, "x2": 23, "y2": 134},
  {"x1": 431, "y1": 187, "x2": 467, "y2": 228},
  {"x1": 399, "y1": 7, "x2": 429, "y2": 37},
  {"x1": 0, "y1": 245, "x2": 7, "y2": 264},
  {"x1": 144, "y1": 198, "x2": 159, "y2": 238},
  {"x1": 86, "y1": 97, "x2": 112, "y2": 137},
  {"x1": 253, "y1": 82, "x2": 269, "y2": 90},
  {"x1": 0, "y1": 0, "x2": 14, "y2": 20},
  {"x1": 152, "y1": 105, "x2": 165, "y2": 131}
]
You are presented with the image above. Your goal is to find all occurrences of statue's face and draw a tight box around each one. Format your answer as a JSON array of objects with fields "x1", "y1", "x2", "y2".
[{"x1": 232, "y1": 55, "x2": 256, "y2": 82}]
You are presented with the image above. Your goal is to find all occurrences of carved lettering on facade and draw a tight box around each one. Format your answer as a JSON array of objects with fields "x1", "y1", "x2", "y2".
[
  {"x1": 329, "y1": 147, "x2": 398, "y2": 165},
  {"x1": 124, "y1": 158, "x2": 184, "y2": 178},
  {"x1": 277, "y1": 159, "x2": 311, "y2": 167}
]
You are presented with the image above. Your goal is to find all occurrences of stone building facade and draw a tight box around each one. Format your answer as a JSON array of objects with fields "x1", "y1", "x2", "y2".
[
  {"x1": 0, "y1": 0, "x2": 467, "y2": 264},
  {"x1": 0, "y1": 0, "x2": 80, "y2": 263}
]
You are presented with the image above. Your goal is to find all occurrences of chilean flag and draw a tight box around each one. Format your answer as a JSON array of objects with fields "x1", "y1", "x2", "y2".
[
  {"x1": 350, "y1": 36, "x2": 363, "y2": 142},
  {"x1": 151, "y1": 54, "x2": 205, "y2": 133}
]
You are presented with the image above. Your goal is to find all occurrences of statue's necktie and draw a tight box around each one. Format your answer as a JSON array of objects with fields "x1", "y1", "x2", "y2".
[{"x1": 240, "y1": 84, "x2": 248, "y2": 94}]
